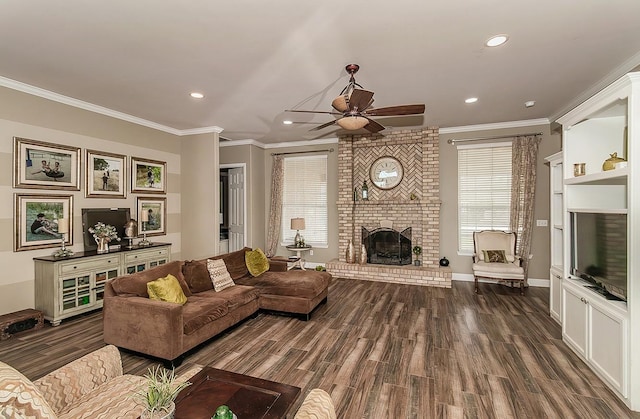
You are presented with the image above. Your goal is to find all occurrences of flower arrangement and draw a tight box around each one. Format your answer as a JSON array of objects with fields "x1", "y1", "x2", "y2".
[{"x1": 89, "y1": 222, "x2": 120, "y2": 242}]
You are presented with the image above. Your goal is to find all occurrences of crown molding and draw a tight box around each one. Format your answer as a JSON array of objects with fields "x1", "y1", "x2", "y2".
[
  {"x1": 439, "y1": 118, "x2": 550, "y2": 134},
  {"x1": 179, "y1": 126, "x2": 224, "y2": 136},
  {"x1": 262, "y1": 137, "x2": 338, "y2": 149}
]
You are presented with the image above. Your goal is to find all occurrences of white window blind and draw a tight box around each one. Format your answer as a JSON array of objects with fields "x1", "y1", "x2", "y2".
[
  {"x1": 458, "y1": 143, "x2": 512, "y2": 253},
  {"x1": 281, "y1": 155, "x2": 328, "y2": 246}
]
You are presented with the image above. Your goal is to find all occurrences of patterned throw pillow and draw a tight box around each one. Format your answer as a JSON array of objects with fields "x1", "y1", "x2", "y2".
[
  {"x1": 207, "y1": 259, "x2": 236, "y2": 292},
  {"x1": 245, "y1": 248, "x2": 270, "y2": 277},
  {"x1": 482, "y1": 249, "x2": 508, "y2": 263},
  {"x1": 147, "y1": 274, "x2": 188, "y2": 304},
  {"x1": 0, "y1": 360, "x2": 58, "y2": 418}
]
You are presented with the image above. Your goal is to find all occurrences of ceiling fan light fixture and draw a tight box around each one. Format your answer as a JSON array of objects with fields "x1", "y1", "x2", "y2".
[
  {"x1": 331, "y1": 94, "x2": 350, "y2": 112},
  {"x1": 337, "y1": 115, "x2": 369, "y2": 130}
]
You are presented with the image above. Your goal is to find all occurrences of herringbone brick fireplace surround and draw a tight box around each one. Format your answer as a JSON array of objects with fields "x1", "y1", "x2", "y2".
[{"x1": 326, "y1": 128, "x2": 452, "y2": 287}]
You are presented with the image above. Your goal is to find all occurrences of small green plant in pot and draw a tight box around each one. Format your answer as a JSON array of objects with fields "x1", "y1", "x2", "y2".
[
  {"x1": 412, "y1": 245, "x2": 422, "y2": 266},
  {"x1": 136, "y1": 365, "x2": 191, "y2": 419}
]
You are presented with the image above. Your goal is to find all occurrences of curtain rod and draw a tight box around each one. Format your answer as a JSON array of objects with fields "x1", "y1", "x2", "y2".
[
  {"x1": 271, "y1": 148, "x2": 334, "y2": 156},
  {"x1": 447, "y1": 132, "x2": 543, "y2": 145}
]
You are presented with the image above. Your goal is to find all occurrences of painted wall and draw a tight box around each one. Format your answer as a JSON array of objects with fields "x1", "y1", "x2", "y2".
[
  {"x1": 439, "y1": 124, "x2": 562, "y2": 282},
  {"x1": 0, "y1": 87, "x2": 183, "y2": 315}
]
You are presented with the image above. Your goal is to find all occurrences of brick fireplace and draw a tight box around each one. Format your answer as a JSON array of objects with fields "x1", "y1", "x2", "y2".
[{"x1": 326, "y1": 128, "x2": 452, "y2": 287}]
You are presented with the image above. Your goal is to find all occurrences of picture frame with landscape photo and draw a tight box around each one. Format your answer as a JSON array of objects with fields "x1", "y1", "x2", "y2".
[
  {"x1": 137, "y1": 197, "x2": 166, "y2": 237},
  {"x1": 85, "y1": 150, "x2": 127, "y2": 198},
  {"x1": 131, "y1": 157, "x2": 166, "y2": 194},
  {"x1": 14, "y1": 193, "x2": 73, "y2": 252},
  {"x1": 13, "y1": 137, "x2": 81, "y2": 190}
]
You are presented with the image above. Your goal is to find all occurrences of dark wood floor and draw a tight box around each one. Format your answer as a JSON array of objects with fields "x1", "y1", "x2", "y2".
[{"x1": 1, "y1": 278, "x2": 637, "y2": 418}]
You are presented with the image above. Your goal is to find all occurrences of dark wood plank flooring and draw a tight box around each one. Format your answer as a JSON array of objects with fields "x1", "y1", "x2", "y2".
[{"x1": 1, "y1": 278, "x2": 637, "y2": 418}]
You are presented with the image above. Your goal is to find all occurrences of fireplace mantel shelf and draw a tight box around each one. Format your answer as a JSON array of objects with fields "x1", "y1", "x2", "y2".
[{"x1": 337, "y1": 199, "x2": 439, "y2": 206}]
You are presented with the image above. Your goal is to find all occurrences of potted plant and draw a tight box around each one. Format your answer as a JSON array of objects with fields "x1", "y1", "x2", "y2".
[
  {"x1": 412, "y1": 245, "x2": 422, "y2": 266},
  {"x1": 135, "y1": 365, "x2": 191, "y2": 419}
]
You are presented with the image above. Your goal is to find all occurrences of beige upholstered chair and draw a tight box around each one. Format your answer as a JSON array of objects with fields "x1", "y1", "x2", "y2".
[{"x1": 472, "y1": 230, "x2": 525, "y2": 294}]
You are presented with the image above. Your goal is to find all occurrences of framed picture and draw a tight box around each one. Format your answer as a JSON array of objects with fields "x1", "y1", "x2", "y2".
[
  {"x1": 137, "y1": 197, "x2": 166, "y2": 236},
  {"x1": 14, "y1": 194, "x2": 73, "y2": 252},
  {"x1": 85, "y1": 150, "x2": 127, "y2": 198},
  {"x1": 13, "y1": 137, "x2": 81, "y2": 190},
  {"x1": 131, "y1": 157, "x2": 167, "y2": 194}
]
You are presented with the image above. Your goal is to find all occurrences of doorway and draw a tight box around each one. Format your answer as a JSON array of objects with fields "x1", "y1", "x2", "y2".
[{"x1": 220, "y1": 164, "x2": 246, "y2": 253}]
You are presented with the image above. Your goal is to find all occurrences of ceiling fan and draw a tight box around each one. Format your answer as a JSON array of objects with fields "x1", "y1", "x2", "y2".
[{"x1": 285, "y1": 64, "x2": 425, "y2": 133}]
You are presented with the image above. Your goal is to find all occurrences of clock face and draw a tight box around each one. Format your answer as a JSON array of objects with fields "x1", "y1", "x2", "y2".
[{"x1": 370, "y1": 156, "x2": 403, "y2": 190}]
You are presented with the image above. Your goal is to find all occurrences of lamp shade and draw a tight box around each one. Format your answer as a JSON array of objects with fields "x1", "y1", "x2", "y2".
[
  {"x1": 291, "y1": 217, "x2": 305, "y2": 231},
  {"x1": 140, "y1": 210, "x2": 149, "y2": 222},
  {"x1": 57, "y1": 218, "x2": 69, "y2": 234},
  {"x1": 331, "y1": 95, "x2": 349, "y2": 112},
  {"x1": 337, "y1": 115, "x2": 369, "y2": 130}
]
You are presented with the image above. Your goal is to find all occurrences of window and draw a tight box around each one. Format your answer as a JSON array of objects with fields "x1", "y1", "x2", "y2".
[
  {"x1": 458, "y1": 143, "x2": 512, "y2": 253},
  {"x1": 281, "y1": 155, "x2": 328, "y2": 247}
]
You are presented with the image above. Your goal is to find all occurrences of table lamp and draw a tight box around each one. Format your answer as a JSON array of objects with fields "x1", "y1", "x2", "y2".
[
  {"x1": 139, "y1": 210, "x2": 151, "y2": 246},
  {"x1": 53, "y1": 218, "x2": 74, "y2": 258},
  {"x1": 290, "y1": 217, "x2": 305, "y2": 247}
]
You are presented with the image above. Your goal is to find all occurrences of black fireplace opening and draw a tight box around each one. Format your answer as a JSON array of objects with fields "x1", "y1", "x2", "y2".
[{"x1": 362, "y1": 227, "x2": 412, "y2": 265}]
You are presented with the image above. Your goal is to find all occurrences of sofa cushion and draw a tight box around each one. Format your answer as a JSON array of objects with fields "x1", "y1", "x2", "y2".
[
  {"x1": 236, "y1": 270, "x2": 331, "y2": 299},
  {"x1": 211, "y1": 247, "x2": 251, "y2": 280},
  {"x1": 147, "y1": 274, "x2": 188, "y2": 305},
  {"x1": 182, "y1": 296, "x2": 230, "y2": 335},
  {"x1": 0, "y1": 360, "x2": 58, "y2": 418},
  {"x1": 182, "y1": 260, "x2": 213, "y2": 293},
  {"x1": 197, "y1": 285, "x2": 260, "y2": 310},
  {"x1": 245, "y1": 248, "x2": 270, "y2": 277},
  {"x1": 109, "y1": 261, "x2": 191, "y2": 298},
  {"x1": 57, "y1": 374, "x2": 146, "y2": 419},
  {"x1": 207, "y1": 259, "x2": 235, "y2": 292}
]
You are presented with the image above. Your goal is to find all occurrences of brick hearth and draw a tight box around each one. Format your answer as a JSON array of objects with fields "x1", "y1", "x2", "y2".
[{"x1": 327, "y1": 127, "x2": 452, "y2": 288}]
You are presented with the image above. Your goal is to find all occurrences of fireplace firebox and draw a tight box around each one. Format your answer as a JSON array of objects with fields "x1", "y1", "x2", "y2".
[{"x1": 362, "y1": 227, "x2": 412, "y2": 265}]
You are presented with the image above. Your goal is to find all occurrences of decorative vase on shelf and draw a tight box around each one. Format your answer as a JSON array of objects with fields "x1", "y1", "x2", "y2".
[
  {"x1": 96, "y1": 237, "x2": 109, "y2": 254},
  {"x1": 359, "y1": 244, "x2": 367, "y2": 264},
  {"x1": 346, "y1": 240, "x2": 356, "y2": 263}
]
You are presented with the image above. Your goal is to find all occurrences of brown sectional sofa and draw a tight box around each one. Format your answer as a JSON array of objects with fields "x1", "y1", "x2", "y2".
[{"x1": 103, "y1": 247, "x2": 331, "y2": 365}]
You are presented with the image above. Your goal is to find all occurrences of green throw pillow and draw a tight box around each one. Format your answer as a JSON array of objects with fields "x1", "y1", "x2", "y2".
[
  {"x1": 245, "y1": 248, "x2": 270, "y2": 277},
  {"x1": 482, "y1": 249, "x2": 508, "y2": 263},
  {"x1": 147, "y1": 274, "x2": 188, "y2": 304}
]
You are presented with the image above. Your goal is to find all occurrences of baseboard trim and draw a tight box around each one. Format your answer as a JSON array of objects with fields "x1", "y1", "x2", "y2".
[{"x1": 452, "y1": 273, "x2": 549, "y2": 288}]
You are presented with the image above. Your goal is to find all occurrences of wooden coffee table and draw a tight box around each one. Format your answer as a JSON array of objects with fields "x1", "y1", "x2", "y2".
[{"x1": 174, "y1": 367, "x2": 301, "y2": 419}]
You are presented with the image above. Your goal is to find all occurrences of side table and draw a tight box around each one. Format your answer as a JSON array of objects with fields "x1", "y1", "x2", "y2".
[{"x1": 285, "y1": 245, "x2": 312, "y2": 270}]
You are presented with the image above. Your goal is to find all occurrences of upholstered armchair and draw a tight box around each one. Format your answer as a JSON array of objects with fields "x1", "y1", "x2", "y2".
[{"x1": 472, "y1": 230, "x2": 525, "y2": 294}]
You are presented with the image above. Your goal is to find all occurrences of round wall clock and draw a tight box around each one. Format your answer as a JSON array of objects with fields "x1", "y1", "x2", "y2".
[{"x1": 370, "y1": 156, "x2": 404, "y2": 190}]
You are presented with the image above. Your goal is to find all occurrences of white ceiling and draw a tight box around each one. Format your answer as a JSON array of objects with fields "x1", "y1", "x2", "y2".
[{"x1": 1, "y1": 1, "x2": 640, "y2": 144}]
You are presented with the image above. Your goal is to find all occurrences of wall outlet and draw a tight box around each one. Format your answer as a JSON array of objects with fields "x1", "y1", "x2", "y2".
[
  {"x1": 310, "y1": 250, "x2": 313, "y2": 256},
  {"x1": 536, "y1": 219, "x2": 548, "y2": 227}
]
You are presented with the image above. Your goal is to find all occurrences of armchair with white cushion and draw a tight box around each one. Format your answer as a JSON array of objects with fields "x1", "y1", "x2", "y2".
[{"x1": 472, "y1": 230, "x2": 525, "y2": 295}]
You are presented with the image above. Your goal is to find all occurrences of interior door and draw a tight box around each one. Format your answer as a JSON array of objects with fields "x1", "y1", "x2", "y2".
[{"x1": 228, "y1": 167, "x2": 245, "y2": 251}]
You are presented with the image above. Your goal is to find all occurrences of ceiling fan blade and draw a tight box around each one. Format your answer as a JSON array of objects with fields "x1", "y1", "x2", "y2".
[
  {"x1": 285, "y1": 109, "x2": 342, "y2": 115},
  {"x1": 348, "y1": 89, "x2": 375, "y2": 112},
  {"x1": 364, "y1": 119, "x2": 385, "y2": 133},
  {"x1": 310, "y1": 119, "x2": 339, "y2": 131},
  {"x1": 365, "y1": 104, "x2": 425, "y2": 117}
]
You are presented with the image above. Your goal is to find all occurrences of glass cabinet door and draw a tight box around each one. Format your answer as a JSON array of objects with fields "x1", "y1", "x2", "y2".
[
  {"x1": 61, "y1": 275, "x2": 91, "y2": 312},
  {"x1": 94, "y1": 268, "x2": 120, "y2": 301}
]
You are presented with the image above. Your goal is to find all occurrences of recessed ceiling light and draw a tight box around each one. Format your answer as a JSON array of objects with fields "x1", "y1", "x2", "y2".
[
  {"x1": 525, "y1": 100, "x2": 536, "y2": 108},
  {"x1": 283, "y1": 120, "x2": 293, "y2": 125},
  {"x1": 190, "y1": 92, "x2": 204, "y2": 99},
  {"x1": 465, "y1": 97, "x2": 478, "y2": 104},
  {"x1": 485, "y1": 35, "x2": 508, "y2": 47}
]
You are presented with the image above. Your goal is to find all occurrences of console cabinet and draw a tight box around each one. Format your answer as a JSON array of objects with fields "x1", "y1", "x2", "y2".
[
  {"x1": 557, "y1": 71, "x2": 639, "y2": 410},
  {"x1": 34, "y1": 243, "x2": 171, "y2": 326}
]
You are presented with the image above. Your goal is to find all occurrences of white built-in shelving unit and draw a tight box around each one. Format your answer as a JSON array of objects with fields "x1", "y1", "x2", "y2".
[{"x1": 556, "y1": 72, "x2": 639, "y2": 411}]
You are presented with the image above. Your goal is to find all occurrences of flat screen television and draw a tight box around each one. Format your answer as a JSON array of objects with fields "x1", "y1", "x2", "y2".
[
  {"x1": 570, "y1": 211, "x2": 627, "y2": 302},
  {"x1": 82, "y1": 208, "x2": 131, "y2": 251}
]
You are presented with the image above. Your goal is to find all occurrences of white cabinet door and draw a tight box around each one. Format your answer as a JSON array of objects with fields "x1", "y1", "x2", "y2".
[
  {"x1": 562, "y1": 284, "x2": 588, "y2": 357},
  {"x1": 588, "y1": 302, "x2": 627, "y2": 397},
  {"x1": 550, "y1": 267, "x2": 563, "y2": 324}
]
